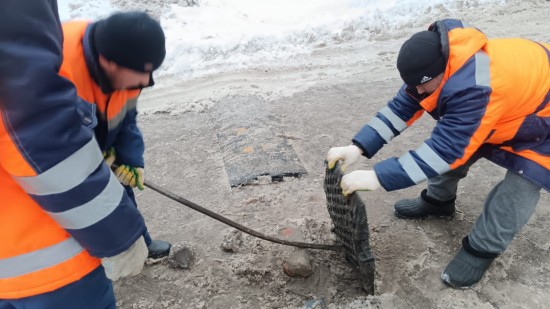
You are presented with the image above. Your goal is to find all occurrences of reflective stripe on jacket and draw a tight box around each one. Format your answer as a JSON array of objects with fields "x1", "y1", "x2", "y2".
[
  {"x1": 353, "y1": 19, "x2": 550, "y2": 191},
  {"x1": 0, "y1": 167, "x2": 100, "y2": 298},
  {"x1": 0, "y1": 1, "x2": 146, "y2": 298},
  {"x1": 60, "y1": 21, "x2": 145, "y2": 167}
]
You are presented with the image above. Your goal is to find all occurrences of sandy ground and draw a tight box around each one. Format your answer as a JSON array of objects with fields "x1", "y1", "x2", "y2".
[{"x1": 112, "y1": 0, "x2": 550, "y2": 308}]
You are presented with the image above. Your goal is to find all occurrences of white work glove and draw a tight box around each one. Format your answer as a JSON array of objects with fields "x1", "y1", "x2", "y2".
[
  {"x1": 114, "y1": 164, "x2": 145, "y2": 190},
  {"x1": 101, "y1": 236, "x2": 148, "y2": 281},
  {"x1": 341, "y1": 170, "x2": 381, "y2": 196},
  {"x1": 326, "y1": 145, "x2": 363, "y2": 171}
]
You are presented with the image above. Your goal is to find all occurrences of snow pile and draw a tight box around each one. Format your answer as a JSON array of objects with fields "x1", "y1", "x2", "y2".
[{"x1": 58, "y1": 0, "x2": 506, "y2": 79}]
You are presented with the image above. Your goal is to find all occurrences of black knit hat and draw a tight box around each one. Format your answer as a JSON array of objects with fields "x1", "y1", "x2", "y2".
[
  {"x1": 397, "y1": 31, "x2": 446, "y2": 86},
  {"x1": 94, "y1": 12, "x2": 166, "y2": 72}
]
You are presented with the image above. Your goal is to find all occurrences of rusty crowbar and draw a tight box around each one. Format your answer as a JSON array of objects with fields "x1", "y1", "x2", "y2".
[{"x1": 143, "y1": 179, "x2": 342, "y2": 252}]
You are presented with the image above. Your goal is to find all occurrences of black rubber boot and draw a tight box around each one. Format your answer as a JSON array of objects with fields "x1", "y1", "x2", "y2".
[
  {"x1": 441, "y1": 237, "x2": 498, "y2": 289},
  {"x1": 394, "y1": 189, "x2": 456, "y2": 218},
  {"x1": 147, "y1": 239, "x2": 172, "y2": 259}
]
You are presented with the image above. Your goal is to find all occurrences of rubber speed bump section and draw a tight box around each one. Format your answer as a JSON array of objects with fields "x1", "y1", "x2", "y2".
[
  {"x1": 324, "y1": 162, "x2": 375, "y2": 294},
  {"x1": 211, "y1": 95, "x2": 307, "y2": 187}
]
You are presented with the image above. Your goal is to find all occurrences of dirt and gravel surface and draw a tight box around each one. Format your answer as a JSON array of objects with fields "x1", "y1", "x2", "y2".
[{"x1": 111, "y1": 1, "x2": 550, "y2": 308}]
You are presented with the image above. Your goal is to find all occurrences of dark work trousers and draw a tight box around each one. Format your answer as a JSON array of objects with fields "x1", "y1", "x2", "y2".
[
  {"x1": 426, "y1": 162, "x2": 541, "y2": 254},
  {"x1": 0, "y1": 266, "x2": 115, "y2": 309}
]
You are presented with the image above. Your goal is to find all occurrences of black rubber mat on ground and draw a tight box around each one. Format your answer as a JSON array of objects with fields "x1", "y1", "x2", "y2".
[
  {"x1": 324, "y1": 161, "x2": 375, "y2": 294},
  {"x1": 211, "y1": 96, "x2": 307, "y2": 187}
]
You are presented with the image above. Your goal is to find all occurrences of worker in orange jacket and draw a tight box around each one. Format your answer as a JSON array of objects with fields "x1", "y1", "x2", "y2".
[
  {"x1": 60, "y1": 11, "x2": 172, "y2": 260},
  {"x1": 328, "y1": 19, "x2": 549, "y2": 288},
  {"x1": 0, "y1": 1, "x2": 149, "y2": 308}
]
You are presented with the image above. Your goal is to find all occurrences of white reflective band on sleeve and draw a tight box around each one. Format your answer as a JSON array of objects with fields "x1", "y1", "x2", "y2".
[
  {"x1": 107, "y1": 107, "x2": 127, "y2": 131},
  {"x1": 14, "y1": 138, "x2": 103, "y2": 196},
  {"x1": 379, "y1": 106, "x2": 408, "y2": 132},
  {"x1": 108, "y1": 98, "x2": 137, "y2": 131},
  {"x1": 398, "y1": 152, "x2": 427, "y2": 184},
  {"x1": 126, "y1": 97, "x2": 138, "y2": 110},
  {"x1": 415, "y1": 143, "x2": 451, "y2": 175},
  {"x1": 368, "y1": 117, "x2": 395, "y2": 143},
  {"x1": 475, "y1": 51, "x2": 491, "y2": 87},
  {"x1": 0, "y1": 238, "x2": 84, "y2": 278},
  {"x1": 46, "y1": 172, "x2": 124, "y2": 229}
]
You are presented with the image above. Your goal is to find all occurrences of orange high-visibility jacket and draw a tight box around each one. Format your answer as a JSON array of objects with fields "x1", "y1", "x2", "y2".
[
  {"x1": 352, "y1": 19, "x2": 550, "y2": 191},
  {"x1": 60, "y1": 21, "x2": 145, "y2": 168},
  {"x1": 0, "y1": 4, "x2": 146, "y2": 299}
]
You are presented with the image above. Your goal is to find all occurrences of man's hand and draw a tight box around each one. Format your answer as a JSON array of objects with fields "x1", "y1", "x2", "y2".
[
  {"x1": 101, "y1": 236, "x2": 148, "y2": 281},
  {"x1": 102, "y1": 147, "x2": 116, "y2": 168},
  {"x1": 114, "y1": 165, "x2": 145, "y2": 190},
  {"x1": 326, "y1": 145, "x2": 362, "y2": 171},
  {"x1": 341, "y1": 170, "x2": 381, "y2": 196}
]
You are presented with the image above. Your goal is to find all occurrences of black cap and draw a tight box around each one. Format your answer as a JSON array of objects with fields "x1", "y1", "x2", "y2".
[
  {"x1": 397, "y1": 31, "x2": 446, "y2": 86},
  {"x1": 94, "y1": 12, "x2": 166, "y2": 72}
]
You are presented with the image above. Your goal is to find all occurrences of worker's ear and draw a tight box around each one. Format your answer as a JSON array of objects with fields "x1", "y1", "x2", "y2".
[{"x1": 98, "y1": 54, "x2": 118, "y2": 73}]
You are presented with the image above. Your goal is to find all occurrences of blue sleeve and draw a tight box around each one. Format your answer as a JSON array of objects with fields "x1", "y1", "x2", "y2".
[
  {"x1": 0, "y1": 0, "x2": 145, "y2": 258},
  {"x1": 114, "y1": 105, "x2": 145, "y2": 168},
  {"x1": 373, "y1": 67, "x2": 492, "y2": 192},
  {"x1": 352, "y1": 85, "x2": 423, "y2": 158}
]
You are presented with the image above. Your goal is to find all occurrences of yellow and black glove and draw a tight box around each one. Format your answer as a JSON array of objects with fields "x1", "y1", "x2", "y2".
[
  {"x1": 114, "y1": 164, "x2": 145, "y2": 190},
  {"x1": 102, "y1": 147, "x2": 116, "y2": 168}
]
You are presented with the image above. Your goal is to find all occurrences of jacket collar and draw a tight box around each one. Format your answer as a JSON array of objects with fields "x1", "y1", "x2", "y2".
[{"x1": 83, "y1": 23, "x2": 115, "y2": 94}]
